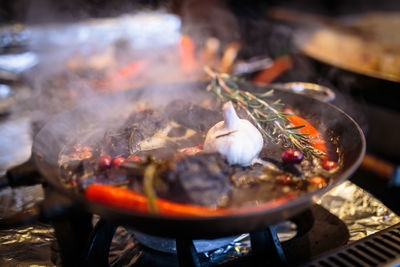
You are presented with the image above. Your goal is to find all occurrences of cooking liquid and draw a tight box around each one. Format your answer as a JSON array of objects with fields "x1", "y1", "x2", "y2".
[{"x1": 58, "y1": 103, "x2": 341, "y2": 209}]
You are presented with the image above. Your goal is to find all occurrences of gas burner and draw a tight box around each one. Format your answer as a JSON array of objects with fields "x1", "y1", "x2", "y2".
[{"x1": 76, "y1": 204, "x2": 347, "y2": 266}]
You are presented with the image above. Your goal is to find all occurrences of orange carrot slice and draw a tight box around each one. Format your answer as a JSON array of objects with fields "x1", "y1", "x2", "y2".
[{"x1": 284, "y1": 109, "x2": 328, "y2": 158}]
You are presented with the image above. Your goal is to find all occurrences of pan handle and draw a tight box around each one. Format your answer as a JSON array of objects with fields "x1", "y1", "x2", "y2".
[
  {"x1": 359, "y1": 154, "x2": 400, "y2": 186},
  {"x1": 0, "y1": 156, "x2": 43, "y2": 189},
  {"x1": 269, "y1": 82, "x2": 336, "y2": 103}
]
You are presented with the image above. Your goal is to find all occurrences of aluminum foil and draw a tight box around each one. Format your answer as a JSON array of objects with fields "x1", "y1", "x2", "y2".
[
  {"x1": 318, "y1": 181, "x2": 400, "y2": 241},
  {"x1": 212, "y1": 181, "x2": 400, "y2": 262},
  {"x1": 0, "y1": 185, "x2": 56, "y2": 267},
  {"x1": 0, "y1": 222, "x2": 55, "y2": 267}
]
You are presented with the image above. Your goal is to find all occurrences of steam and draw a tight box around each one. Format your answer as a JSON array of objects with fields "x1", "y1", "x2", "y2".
[
  {"x1": 4, "y1": 2, "x2": 370, "y2": 165},
  {"x1": 20, "y1": 1, "x2": 244, "y2": 130},
  {"x1": 23, "y1": 12, "x2": 182, "y2": 121},
  {"x1": 18, "y1": 1, "x2": 249, "y2": 167}
]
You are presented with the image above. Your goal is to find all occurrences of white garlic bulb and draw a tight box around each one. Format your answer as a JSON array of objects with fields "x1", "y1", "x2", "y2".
[{"x1": 204, "y1": 101, "x2": 264, "y2": 166}]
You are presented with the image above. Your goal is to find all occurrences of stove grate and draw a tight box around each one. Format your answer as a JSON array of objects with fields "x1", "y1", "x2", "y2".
[{"x1": 305, "y1": 223, "x2": 400, "y2": 267}]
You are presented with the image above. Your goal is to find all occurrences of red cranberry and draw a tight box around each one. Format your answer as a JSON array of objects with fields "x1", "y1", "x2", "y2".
[
  {"x1": 126, "y1": 155, "x2": 142, "y2": 162},
  {"x1": 309, "y1": 176, "x2": 327, "y2": 188},
  {"x1": 322, "y1": 160, "x2": 338, "y2": 171},
  {"x1": 99, "y1": 155, "x2": 112, "y2": 169},
  {"x1": 282, "y1": 149, "x2": 303, "y2": 164},
  {"x1": 111, "y1": 157, "x2": 125, "y2": 167},
  {"x1": 276, "y1": 174, "x2": 292, "y2": 185}
]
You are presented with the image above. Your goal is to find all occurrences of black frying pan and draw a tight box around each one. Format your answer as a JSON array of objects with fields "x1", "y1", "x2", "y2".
[
  {"x1": 267, "y1": 8, "x2": 400, "y2": 112},
  {"x1": 3, "y1": 81, "x2": 365, "y2": 239},
  {"x1": 294, "y1": 25, "x2": 400, "y2": 112}
]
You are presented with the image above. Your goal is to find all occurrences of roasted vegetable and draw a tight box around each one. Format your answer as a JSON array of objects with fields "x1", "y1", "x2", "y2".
[
  {"x1": 284, "y1": 109, "x2": 328, "y2": 157},
  {"x1": 85, "y1": 184, "x2": 297, "y2": 216}
]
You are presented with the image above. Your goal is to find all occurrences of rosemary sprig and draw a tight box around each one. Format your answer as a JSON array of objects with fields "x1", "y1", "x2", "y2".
[
  {"x1": 204, "y1": 66, "x2": 325, "y2": 159},
  {"x1": 143, "y1": 163, "x2": 158, "y2": 213}
]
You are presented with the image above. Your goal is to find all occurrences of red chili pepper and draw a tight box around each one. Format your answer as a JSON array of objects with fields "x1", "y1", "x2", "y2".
[
  {"x1": 85, "y1": 184, "x2": 297, "y2": 217},
  {"x1": 284, "y1": 109, "x2": 328, "y2": 158}
]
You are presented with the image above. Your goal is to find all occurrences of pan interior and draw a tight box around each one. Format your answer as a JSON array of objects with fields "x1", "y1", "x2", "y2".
[{"x1": 33, "y1": 81, "x2": 365, "y2": 221}]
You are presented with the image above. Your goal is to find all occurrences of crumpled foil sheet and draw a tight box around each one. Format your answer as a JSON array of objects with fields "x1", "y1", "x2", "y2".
[
  {"x1": 0, "y1": 181, "x2": 398, "y2": 266},
  {"x1": 318, "y1": 181, "x2": 400, "y2": 241},
  {"x1": 0, "y1": 223, "x2": 55, "y2": 267},
  {"x1": 0, "y1": 185, "x2": 56, "y2": 267}
]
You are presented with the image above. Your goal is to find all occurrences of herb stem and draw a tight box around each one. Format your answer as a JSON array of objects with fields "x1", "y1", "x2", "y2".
[{"x1": 143, "y1": 163, "x2": 158, "y2": 213}]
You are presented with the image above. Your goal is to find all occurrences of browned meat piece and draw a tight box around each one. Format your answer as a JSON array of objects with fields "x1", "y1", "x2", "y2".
[
  {"x1": 103, "y1": 109, "x2": 166, "y2": 157},
  {"x1": 159, "y1": 152, "x2": 232, "y2": 207}
]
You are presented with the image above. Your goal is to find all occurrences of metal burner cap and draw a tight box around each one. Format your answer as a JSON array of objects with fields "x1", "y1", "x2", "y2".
[{"x1": 132, "y1": 231, "x2": 238, "y2": 254}]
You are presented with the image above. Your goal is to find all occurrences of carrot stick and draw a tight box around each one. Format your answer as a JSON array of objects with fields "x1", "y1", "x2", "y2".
[
  {"x1": 85, "y1": 184, "x2": 297, "y2": 217},
  {"x1": 179, "y1": 35, "x2": 197, "y2": 74},
  {"x1": 284, "y1": 109, "x2": 328, "y2": 157},
  {"x1": 252, "y1": 55, "x2": 293, "y2": 85},
  {"x1": 116, "y1": 60, "x2": 148, "y2": 78},
  {"x1": 85, "y1": 184, "x2": 229, "y2": 217},
  {"x1": 89, "y1": 60, "x2": 148, "y2": 91}
]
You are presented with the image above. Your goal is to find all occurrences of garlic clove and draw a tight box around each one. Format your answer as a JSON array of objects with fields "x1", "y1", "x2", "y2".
[
  {"x1": 223, "y1": 101, "x2": 240, "y2": 130},
  {"x1": 204, "y1": 101, "x2": 264, "y2": 166}
]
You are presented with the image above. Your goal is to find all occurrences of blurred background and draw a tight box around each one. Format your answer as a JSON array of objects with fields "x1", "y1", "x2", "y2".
[{"x1": 2, "y1": 0, "x2": 400, "y2": 23}]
